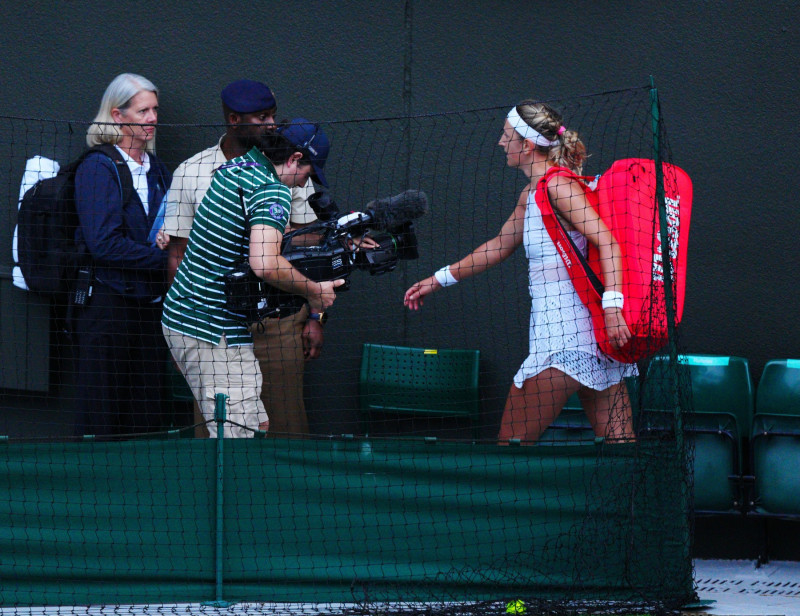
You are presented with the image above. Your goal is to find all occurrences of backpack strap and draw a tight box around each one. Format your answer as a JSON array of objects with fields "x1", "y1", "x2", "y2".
[
  {"x1": 84, "y1": 144, "x2": 136, "y2": 207},
  {"x1": 538, "y1": 166, "x2": 605, "y2": 297},
  {"x1": 69, "y1": 145, "x2": 138, "y2": 266}
]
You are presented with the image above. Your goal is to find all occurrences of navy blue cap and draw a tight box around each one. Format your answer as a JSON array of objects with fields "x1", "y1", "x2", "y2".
[
  {"x1": 277, "y1": 118, "x2": 331, "y2": 187},
  {"x1": 220, "y1": 79, "x2": 276, "y2": 113}
]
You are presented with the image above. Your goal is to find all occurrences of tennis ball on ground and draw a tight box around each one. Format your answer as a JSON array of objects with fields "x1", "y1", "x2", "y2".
[{"x1": 505, "y1": 599, "x2": 526, "y2": 614}]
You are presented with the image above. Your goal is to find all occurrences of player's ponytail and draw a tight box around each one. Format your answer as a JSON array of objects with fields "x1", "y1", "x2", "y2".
[{"x1": 515, "y1": 100, "x2": 586, "y2": 174}]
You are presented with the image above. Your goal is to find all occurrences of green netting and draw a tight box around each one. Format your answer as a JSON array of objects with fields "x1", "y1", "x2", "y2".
[
  {"x1": 0, "y1": 437, "x2": 690, "y2": 608},
  {"x1": 0, "y1": 84, "x2": 695, "y2": 614}
]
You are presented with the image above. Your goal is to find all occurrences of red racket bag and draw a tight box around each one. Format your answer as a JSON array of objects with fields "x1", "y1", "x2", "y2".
[{"x1": 535, "y1": 158, "x2": 692, "y2": 363}]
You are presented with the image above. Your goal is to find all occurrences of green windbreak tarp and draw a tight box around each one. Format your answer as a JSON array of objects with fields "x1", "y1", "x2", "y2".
[{"x1": 0, "y1": 437, "x2": 691, "y2": 607}]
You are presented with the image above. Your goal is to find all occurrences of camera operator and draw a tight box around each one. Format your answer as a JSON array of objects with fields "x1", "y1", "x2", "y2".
[
  {"x1": 161, "y1": 121, "x2": 343, "y2": 438},
  {"x1": 163, "y1": 80, "x2": 332, "y2": 438}
]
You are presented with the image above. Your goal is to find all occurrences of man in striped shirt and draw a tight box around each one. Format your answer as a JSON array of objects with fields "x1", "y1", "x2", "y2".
[
  {"x1": 162, "y1": 121, "x2": 342, "y2": 437},
  {"x1": 163, "y1": 80, "x2": 325, "y2": 438}
]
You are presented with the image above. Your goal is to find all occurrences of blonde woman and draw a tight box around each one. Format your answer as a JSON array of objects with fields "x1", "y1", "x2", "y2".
[
  {"x1": 72, "y1": 73, "x2": 172, "y2": 436},
  {"x1": 404, "y1": 101, "x2": 636, "y2": 443}
]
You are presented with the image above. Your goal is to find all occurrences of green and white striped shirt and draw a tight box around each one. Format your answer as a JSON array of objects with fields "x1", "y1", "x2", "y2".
[{"x1": 162, "y1": 147, "x2": 291, "y2": 346}]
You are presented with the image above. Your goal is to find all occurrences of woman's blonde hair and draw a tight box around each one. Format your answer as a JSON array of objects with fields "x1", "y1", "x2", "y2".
[
  {"x1": 86, "y1": 73, "x2": 159, "y2": 152},
  {"x1": 515, "y1": 100, "x2": 586, "y2": 173}
]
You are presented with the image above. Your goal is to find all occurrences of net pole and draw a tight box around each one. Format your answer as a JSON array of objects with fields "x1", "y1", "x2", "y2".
[
  {"x1": 650, "y1": 77, "x2": 693, "y2": 587},
  {"x1": 203, "y1": 393, "x2": 233, "y2": 607},
  {"x1": 402, "y1": 0, "x2": 413, "y2": 188},
  {"x1": 649, "y1": 77, "x2": 681, "y2": 414},
  {"x1": 401, "y1": 0, "x2": 414, "y2": 338}
]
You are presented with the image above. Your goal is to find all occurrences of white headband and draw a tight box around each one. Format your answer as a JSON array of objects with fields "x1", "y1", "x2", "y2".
[{"x1": 507, "y1": 106, "x2": 560, "y2": 148}]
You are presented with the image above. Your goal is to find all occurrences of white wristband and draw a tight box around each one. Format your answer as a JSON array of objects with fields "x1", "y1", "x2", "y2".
[
  {"x1": 434, "y1": 265, "x2": 458, "y2": 288},
  {"x1": 602, "y1": 291, "x2": 624, "y2": 310}
]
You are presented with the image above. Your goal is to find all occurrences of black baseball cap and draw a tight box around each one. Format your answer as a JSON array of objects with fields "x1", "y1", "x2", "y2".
[
  {"x1": 277, "y1": 118, "x2": 330, "y2": 187},
  {"x1": 221, "y1": 79, "x2": 276, "y2": 113}
]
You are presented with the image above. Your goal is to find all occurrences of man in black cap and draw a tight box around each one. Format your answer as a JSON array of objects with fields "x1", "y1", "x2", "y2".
[
  {"x1": 165, "y1": 79, "x2": 285, "y2": 280},
  {"x1": 163, "y1": 79, "x2": 326, "y2": 438}
]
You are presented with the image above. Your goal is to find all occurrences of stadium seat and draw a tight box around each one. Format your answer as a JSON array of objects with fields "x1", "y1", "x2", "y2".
[
  {"x1": 359, "y1": 344, "x2": 481, "y2": 438},
  {"x1": 750, "y1": 360, "x2": 800, "y2": 517},
  {"x1": 540, "y1": 377, "x2": 639, "y2": 444},
  {"x1": 539, "y1": 400, "x2": 593, "y2": 445},
  {"x1": 755, "y1": 359, "x2": 800, "y2": 416},
  {"x1": 641, "y1": 355, "x2": 754, "y2": 514},
  {"x1": 643, "y1": 354, "x2": 753, "y2": 450}
]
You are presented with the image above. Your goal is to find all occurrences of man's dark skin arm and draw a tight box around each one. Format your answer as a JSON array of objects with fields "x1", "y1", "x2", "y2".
[{"x1": 167, "y1": 236, "x2": 189, "y2": 286}]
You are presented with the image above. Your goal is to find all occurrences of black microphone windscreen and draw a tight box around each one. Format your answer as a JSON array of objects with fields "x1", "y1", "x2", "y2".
[{"x1": 365, "y1": 189, "x2": 429, "y2": 229}]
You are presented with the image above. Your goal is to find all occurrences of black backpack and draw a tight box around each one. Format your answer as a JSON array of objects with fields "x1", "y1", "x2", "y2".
[{"x1": 16, "y1": 144, "x2": 135, "y2": 298}]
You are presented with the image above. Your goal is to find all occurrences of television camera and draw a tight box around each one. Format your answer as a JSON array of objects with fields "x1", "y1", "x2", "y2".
[{"x1": 225, "y1": 188, "x2": 428, "y2": 322}]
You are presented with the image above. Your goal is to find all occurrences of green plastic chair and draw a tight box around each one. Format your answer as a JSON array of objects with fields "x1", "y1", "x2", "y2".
[
  {"x1": 690, "y1": 413, "x2": 742, "y2": 512},
  {"x1": 540, "y1": 377, "x2": 640, "y2": 444},
  {"x1": 642, "y1": 355, "x2": 753, "y2": 513},
  {"x1": 538, "y1": 405, "x2": 593, "y2": 445},
  {"x1": 644, "y1": 354, "x2": 753, "y2": 439},
  {"x1": 750, "y1": 360, "x2": 800, "y2": 517},
  {"x1": 751, "y1": 414, "x2": 800, "y2": 516},
  {"x1": 756, "y1": 359, "x2": 800, "y2": 416},
  {"x1": 359, "y1": 344, "x2": 480, "y2": 438}
]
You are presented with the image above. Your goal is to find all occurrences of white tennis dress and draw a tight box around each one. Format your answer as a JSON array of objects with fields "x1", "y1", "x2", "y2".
[{"x1": 513, "y1": 189, "x2": 637, "y2": 390}]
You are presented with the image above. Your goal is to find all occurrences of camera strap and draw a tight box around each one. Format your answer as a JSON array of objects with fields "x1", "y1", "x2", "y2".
[{"x1": 236, "y1": 187, "x2": 250, "y2": 260}]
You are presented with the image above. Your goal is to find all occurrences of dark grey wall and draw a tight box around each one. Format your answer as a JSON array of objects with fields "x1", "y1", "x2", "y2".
[{"x1": 1, "y1": 1, "x2": 798, "y2": 431}]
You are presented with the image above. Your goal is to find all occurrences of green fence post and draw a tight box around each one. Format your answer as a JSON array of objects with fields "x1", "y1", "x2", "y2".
[
  {"x1": 649, "y1": 78, "x2": 683, "y2": 434},
  {"x1": 202, "y1": 393, "x2": 233, "y2": 608},
  {"x1": 650, "y1": 76, "x2": 693, "y2": 594}
]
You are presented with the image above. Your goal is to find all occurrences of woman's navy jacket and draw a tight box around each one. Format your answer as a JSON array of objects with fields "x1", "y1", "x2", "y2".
[{"x1": 74, "y1": 150, "x2": 171, "y2": 301}]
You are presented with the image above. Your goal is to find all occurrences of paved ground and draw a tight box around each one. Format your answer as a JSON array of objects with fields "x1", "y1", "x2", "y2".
[
  {"x1": 2, "y1": 560, "x2": 796, "y2": 615},
  {"x1": 694, "y1": 559, "x2": 800, "y2": 616}
]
